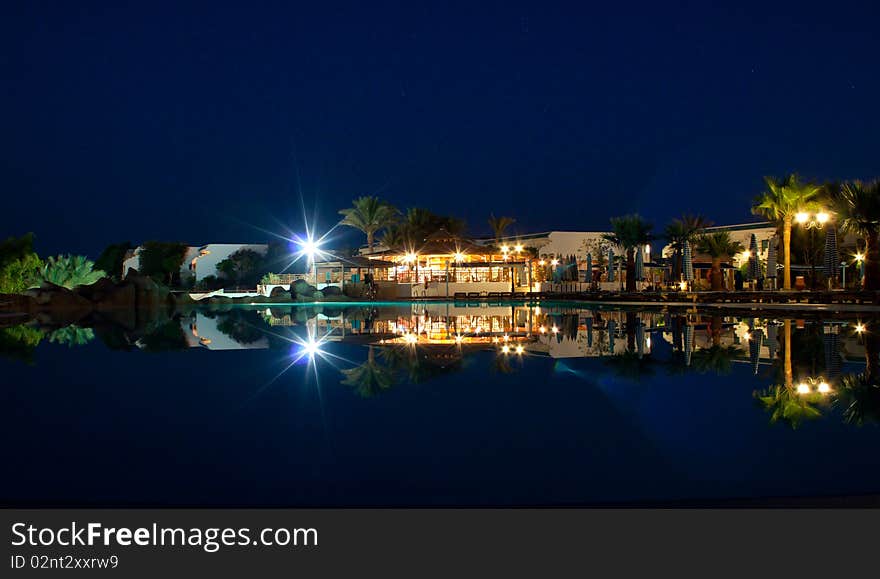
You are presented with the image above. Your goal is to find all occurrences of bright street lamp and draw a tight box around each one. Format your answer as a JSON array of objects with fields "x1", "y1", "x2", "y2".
[{"x1": 795, "y1": 209, "x2": 832, "y2": 229}]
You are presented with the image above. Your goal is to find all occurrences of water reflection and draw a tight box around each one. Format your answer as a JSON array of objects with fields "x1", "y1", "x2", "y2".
[{"x1": 2, "y1": 303, "x2": 878, "y2": 428}]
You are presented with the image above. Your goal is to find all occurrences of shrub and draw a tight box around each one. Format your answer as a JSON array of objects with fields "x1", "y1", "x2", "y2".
[
  {"x1": 32, "y1": 255, "x2": 106, "y2": 289},
  {"x1": 0, "y1": 253, "x2": 43, "y2": 293}
]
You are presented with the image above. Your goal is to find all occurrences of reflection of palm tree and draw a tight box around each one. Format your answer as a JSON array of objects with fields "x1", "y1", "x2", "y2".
[
  {"x1": 839, "y1": 329, "x2": 880, "y2": 425},
  {"x1": 754, "y1": 318, "x2": 828, "y2": 428},
  {"x1": 691, "y1": 345, "x2": 743, "y2": 375},
  {"x1": 839, "y1": 373, "x2": 880, "y2": 426},
  {"x1": 492, "y1": 351, "x2": 514, "y2": 374},
  {"x1": 755, "y1": 384, "x2": 823, "y2": 429},
  {"x1": 47, "y1": 325, "x2": 95, "y2": 347},
  {"x1": 341, "y1": 346, "x2": 395, "y2": 397},
  {"x1": 605, "y1": 350, "x2": 654, "y2": 381}
]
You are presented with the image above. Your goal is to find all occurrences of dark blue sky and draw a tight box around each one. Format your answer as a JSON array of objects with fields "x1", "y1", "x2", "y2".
[{"x1": 2, "y1": 1, "x2": 878, "y2": 256}]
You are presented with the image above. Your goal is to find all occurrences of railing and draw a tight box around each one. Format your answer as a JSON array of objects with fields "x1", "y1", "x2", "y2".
[{"x1": 262, "y1": 273, "x2": 311, "y2": 285}]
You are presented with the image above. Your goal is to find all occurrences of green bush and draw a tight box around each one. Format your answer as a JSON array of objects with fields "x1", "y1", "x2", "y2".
[
  {"x1": 32, "y1": 255, "x2": 106, "y2": 289},
  {"x1": 0, "y1": 253, "x2": 42, "y2": 293},
  {"x1": 0, "y1": 233, "x2": 42, "y2": 294}
]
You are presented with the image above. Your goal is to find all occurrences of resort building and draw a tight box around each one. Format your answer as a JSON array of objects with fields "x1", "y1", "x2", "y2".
[
  {"x1": 123, "y1": 243, "x2": 269, "y2": 283},
  {"x1": 363, "y1": 228, "x2": 533, "y2": 298}
]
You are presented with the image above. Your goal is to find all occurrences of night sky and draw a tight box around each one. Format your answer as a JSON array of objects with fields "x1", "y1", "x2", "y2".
[{"x1": 2, "y1": 1, "x2": 878, "y2": 257}]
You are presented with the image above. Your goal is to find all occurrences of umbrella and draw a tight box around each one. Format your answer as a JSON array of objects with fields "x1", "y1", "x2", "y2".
[
  {"x1": 766, "y1": 236, "x2": 777, "y2": 279},
  {"x1": 824, "y1": 227, "x2": 839, "y2": 279},
  {"x1": 823, "y1": 324, "x2": 842, "y2": 380},
  {"x1": 586, "y1": 315, "x2": 593, "y2": 347},
  {"x1": 749, "y1": 321, "x2": 764, "y2": 375},
  {"x1": 766, "y1": 323, "x2": 778, "y2": 361},
  {"x1": 608, "y1": 248, "x2": 615, "y2": 282},
  {"x1": 683, "y1": 241, "x2": 694, "y2": 282},
  {"x1": 747, "y1": 234, "x2": 759, "y2": 281},
  {"x1": 684, "y1": 323, "x2": 694, "y2": 366},
  {"x1": 635, "y1": 247, "x2": 645, "y2": 281},
  {"x1": 608, "y1": 319, "x2": 616, "y2": 353},
  {"x1": 636, "y1": 320, "x2": 645, "y2": 358},
  {"x1": 585, "y1": 253, "x2": 592, "y2": 283}
]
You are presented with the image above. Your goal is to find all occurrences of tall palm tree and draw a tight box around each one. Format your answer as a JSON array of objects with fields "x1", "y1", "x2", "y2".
[
  {"x1": 338, "y1": 196, "x2": 400, "y2": 252},
  {"x1": 695, "y1": 232, "x2": 744, "y2": 291},
  {"x1": 663, "y1": 214, "x2": 710, "y2": 281},
  {"x1": 488, "y1": 214, "x2": 516, "y2": 244},
  {"x1": 603, "y1": 215, "x2": 653, "y2": 291},
  {"x1": 832, "y1": 180, "x2": 880, "y2": 291},
  {"x1": 752, "y1": 174, "x2": 822, "y2": 290}
]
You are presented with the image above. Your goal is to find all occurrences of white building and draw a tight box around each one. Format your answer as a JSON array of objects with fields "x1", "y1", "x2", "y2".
[
  {"x1": 484, "y1": 231, "x2": 612, "y2": 259},
  {"x1": 123, "y1": 243, "x2": 268, "y2": 282}
]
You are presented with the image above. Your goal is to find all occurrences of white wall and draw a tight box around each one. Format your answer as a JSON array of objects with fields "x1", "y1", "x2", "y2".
[
  {"x1": 191, "y1": 244, "x2": 268, "y2": 282},
  {"x1": 180, "y1": 312, "x2": 269, "y2": 350},
  {"x1": 406, "y1": 281, "x2": 513, "y2": 298}
]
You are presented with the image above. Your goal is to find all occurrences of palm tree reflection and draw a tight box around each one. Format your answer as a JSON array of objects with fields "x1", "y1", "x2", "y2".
[
  {"x1": 838, "y1": 324, "x2": 880, "y2": 425},
  {"x1": 340, "y1": 345, "x2": 395, "y2": 398},
  {"x1": 755, "y1": 319, "x2": 832, "y2": 428}
]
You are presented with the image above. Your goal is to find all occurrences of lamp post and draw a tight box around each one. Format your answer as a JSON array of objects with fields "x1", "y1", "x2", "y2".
[
  {"x1": 794, "y1": 209, "x2": 831, "y2": 290},
  {"x1": 855, "y1": 252, "x2": 865, "y2": 289}
]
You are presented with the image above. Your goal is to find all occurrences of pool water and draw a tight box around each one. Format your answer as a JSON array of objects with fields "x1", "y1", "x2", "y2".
[{"x1": 2, "y1": 302, "x2": 879, "y2": 506}]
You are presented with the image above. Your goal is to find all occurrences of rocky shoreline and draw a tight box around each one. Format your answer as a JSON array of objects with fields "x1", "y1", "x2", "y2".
[{"x1": 0, "y1": 270, "x2": 362, "y2": 330}]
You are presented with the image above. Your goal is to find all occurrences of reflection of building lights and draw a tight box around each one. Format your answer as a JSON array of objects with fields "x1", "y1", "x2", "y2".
[
  {"x1": 501, "y1": 345, "x2": 510, "y2": 354},
  {"x1": 818, "y1": 382, "x2": 831, "y2": 394},
  {"x1": 515, "y1": 345, "x2": 524, "y2": 355},
  {"x1": 796, "y1": 383, "x2": 810, "y2": 395}
]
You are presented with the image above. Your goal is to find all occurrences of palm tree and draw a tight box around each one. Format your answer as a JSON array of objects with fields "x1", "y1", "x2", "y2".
[
  {"x1": 832, "y1": 180, "x2": 880, "y2": 290},
  {"x1": 695, "y1": 232, "x2": 744, "y2": 291},
  {"x1": 663, "y1": 214, "x2": 710, "y2": 281},
  {"x1": 340, "y1": 346, "x2": 395, "y2": 397},
  {"x1": 752, "y1": 174, "x2": 822, "y2": 290},
  {"x1": 488, "y1": 214, "x2": 516, "y2": 244},
  {"x1": 603, "y1": 215, "x2": 653, "y2": 292},
  {"x1": 338, "y1": 196, "x2": 400, "y2": 252}
]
